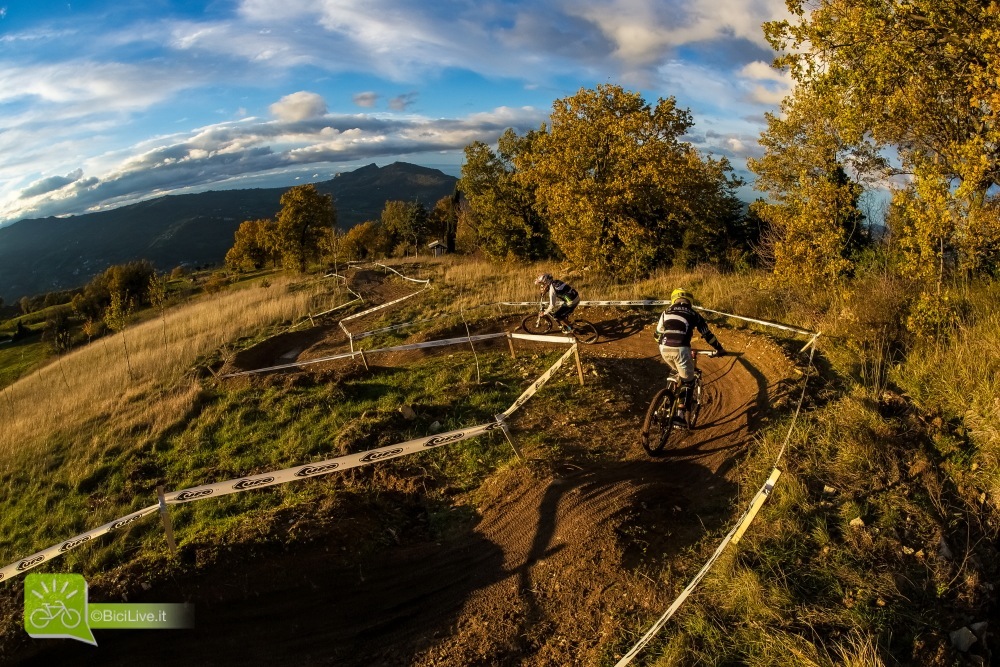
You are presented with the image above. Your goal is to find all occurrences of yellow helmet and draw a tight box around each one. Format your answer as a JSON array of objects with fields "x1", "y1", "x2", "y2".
[{"x1": 671, "y1": 288, "x2": 693, "y2": 304}]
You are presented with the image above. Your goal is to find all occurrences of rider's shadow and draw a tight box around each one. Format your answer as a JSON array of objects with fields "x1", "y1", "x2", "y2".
[{"x1": 511, "y1": 459, "x2": 738, "y2": 641}]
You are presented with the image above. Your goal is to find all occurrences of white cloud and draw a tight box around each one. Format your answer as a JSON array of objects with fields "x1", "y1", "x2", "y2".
[
  {"x1": 269, "y1": 91, "x2": 329, "y2": 122},
  {"x1": 1, "y1": 104, "x2": 547, "y2": 223}
]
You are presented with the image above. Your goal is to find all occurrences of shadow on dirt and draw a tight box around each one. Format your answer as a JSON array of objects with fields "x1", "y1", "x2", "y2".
[{"x1": 10, "y1": 457, "x2": 731, "y2": 667}]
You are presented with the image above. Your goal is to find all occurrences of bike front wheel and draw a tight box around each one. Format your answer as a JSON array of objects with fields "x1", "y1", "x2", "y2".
[
  {"x1": 521, "y1": 312, "x2": 553, "y2": 334},
  {"x1": 641, "y1": 387, "x2": 678, "y2": 455},
  {"x1": 570, "y1": 319, "x2": 599, "y2": 344}
]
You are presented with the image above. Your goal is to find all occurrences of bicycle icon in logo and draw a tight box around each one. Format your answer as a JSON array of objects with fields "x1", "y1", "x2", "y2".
[{"x1": 29, "y1": 599, "x2": 82, "y2": 629}]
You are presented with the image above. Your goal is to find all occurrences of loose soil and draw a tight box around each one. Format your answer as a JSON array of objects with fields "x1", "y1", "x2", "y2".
[{"x1": 10, "y1": 267, "x2": 801, "y2": 666}]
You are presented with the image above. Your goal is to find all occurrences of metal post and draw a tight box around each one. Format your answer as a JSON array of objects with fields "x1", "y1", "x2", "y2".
[{"x1": 495, "y1": 415, "x2": 522, "y2": 460}]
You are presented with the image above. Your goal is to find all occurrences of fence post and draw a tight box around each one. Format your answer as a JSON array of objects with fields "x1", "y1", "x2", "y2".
[
  {"x1": 573, "y1": 344, "x2": 585, "y2": 386},
  {"x1": 157, "y1": 485, "x2": 178, "y2": 556},
  {"x1": 507, "y1": 334, "x2": 517, "y2": 360}
]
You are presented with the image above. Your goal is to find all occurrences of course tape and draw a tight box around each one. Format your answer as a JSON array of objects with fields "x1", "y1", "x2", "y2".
[
  {"x1": 347, "y1": 299, "x2": 816, "y2": 345},
  {"x1": 372, "y1": 262, "x2": 431, "y2": 284},
  {"x1": 614, "y1": 468, "x2": 782, "y2": 666},
  {"x1": 0, "y1": 505, "x2": 159, "y2": 583},
  {"x1": 509, "y1": 333, "x2": 575, "y2": 344},
  {"x1": 2, "y1": 338, "x2": 577, "y2": 583},
  {"x1": 220, "y1": 333, "x2": 511, "y2": 378},
  {"x1": 163, "y1": 421, "x2": 505, "y2": 504},
  {"x1": 694, "y1": 307, "x2": 816, "y2": 337},
  {"x1": 311, "y1": 297, "x2": 363, "y2": 319},
  {"x1": 500, "y1": 344, "x2": 578, "y2": 419},
  {"x1": 340, "y1": 286, "x2": 429, "y2": 324}
]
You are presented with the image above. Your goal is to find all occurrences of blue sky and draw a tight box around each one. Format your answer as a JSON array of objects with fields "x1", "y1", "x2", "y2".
[{"x1": 0, "y1": 0, "x2": 793, "y2": 226}]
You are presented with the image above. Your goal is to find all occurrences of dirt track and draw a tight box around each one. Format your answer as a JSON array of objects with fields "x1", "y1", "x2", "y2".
[{"x1": 14, "y1": 268, "x2": 799, "y2": 666}]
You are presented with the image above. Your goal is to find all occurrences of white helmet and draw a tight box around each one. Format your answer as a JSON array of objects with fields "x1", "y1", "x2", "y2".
[{"x1": 534, "y1": 273, "x2": 554, "y2": 287}]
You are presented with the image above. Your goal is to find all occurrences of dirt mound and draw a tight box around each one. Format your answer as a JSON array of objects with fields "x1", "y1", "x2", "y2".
[{"x1": 10, "y1": 270, "x2": 803, "y2": 666}]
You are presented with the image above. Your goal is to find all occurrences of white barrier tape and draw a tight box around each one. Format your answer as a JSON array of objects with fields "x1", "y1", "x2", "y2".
[
  {"x1": 580, "y1": 299, "x2": 670, "y2": 307},
  {"x1": 164, "y1": 421, "x2": 504, "y2": 504},
  {"x1": 311, "y1": 297, "x2": 363, "y2": 319},
  {"x1": 365, "y1": 332, "x2": 508, "y2": 354},
  {"x1": 509, "y1": 333, "x2": 576, "y2": 344},
  {"x1": 352, "y1": 313, "x2": 449, "y2": 341},
  {"x1": 220, "y1": 350, "x2": 361, "y2": 378},
  {"x1": 372, "y1": 262, "x2": 432, "y2": 284},
  {"x1": 694, "y1": 307, "x2": 815, "y2": 337},
  {"x1": 221, "y1": 333, "x2": 510, "y2": 378},
  {"x1": 3, "y1": 325, "x2": 570, "y2": 581},
  {"x1": 614, "y1": 468, "x2": 782, "y2": 666},
  {"x1": 340, "y1": 286, "x2": 429, "y2": 324},
  {"x1": 0, "y1": 505, "x2": 159, "y2": 583},
  {"x1": 500, "y1": 344, "x2": 578, "y2": 419}
]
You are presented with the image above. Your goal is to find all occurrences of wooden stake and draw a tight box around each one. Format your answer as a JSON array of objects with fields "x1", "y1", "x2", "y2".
[
  {"x1": 507, "y1": 334, "x2": 517, "y2": 359},
  {"x1": 358, "y1": 349, "x2": 370, "y2": 371},
  {"x1": 157, "y1": 485, "x2": 178, "y2": 556},
  {"x1": 573, "y1": 344, "x2": 585, "y2": 386}
]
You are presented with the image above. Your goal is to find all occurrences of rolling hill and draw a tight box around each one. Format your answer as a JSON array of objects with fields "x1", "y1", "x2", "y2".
[{"x1": 0, "y1": 162, "x2": 457, "y2": 302}]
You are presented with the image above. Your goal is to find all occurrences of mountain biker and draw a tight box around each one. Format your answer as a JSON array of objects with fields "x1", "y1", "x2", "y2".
[
  {"x1": 534, "y1": 273, "x2": 580, "y2": 332},
  {"x1": 654, "y1": 288, "x2": 726, "y2": 425}
]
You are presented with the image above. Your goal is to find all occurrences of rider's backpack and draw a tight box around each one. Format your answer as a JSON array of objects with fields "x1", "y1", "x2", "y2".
[{"x1": 552, "y1": 280, "x2": 578, "y2": 302}]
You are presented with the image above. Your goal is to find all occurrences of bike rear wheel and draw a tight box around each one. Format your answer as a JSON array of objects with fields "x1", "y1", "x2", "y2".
[
  {"x1": 688, "y1": 379, "x2": 703, "y2": 428},
  {"x1": 641, "y1": 387, "x2": 678, "y2": 455},
  {"x1": 570, "y1": 319, "x2": 599, "y2": 344},
  {"x1": 521, "y1": 312, "x2": 553, "y2": 334}
]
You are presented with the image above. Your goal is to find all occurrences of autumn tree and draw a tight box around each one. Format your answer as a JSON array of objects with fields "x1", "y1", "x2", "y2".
[
  {"x1": 459, "y1": 129, "x2": 554, "y2": 261},
  {"x1": 380, "y1": 200, "x2": 430, "y2": 257},
  {"x1": 275, "y1": 184, "x2": 337, "y2": 272},
  {"x1": 225, "y1": 218, "x2": 279, "y2": 272},
  {"x1": 520, "y1": 84, "x2": 745, "y2": 275},
  {"x1": 749, "y1": 93, "x2": 868, "y2": 286},
  {"x1": 758, "y1": 0, "x2": 1000, "y2": 285},
  {"x1": 340, "y1": 221, "x2": 382, "y2": 260}
]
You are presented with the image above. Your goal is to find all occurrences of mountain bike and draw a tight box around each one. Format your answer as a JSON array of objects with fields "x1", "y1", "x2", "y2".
[
  {"x1": 520, "y1": 302, "x2": 599, "y2": 344},
  {"x1": 640, "y1": 349, "x2": 717, "y2": 455}
]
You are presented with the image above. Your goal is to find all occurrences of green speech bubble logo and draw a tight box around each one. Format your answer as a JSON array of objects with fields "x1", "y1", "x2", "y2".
[{"x1": 24, "y1": 573, "x2": 97, "y2": 646}]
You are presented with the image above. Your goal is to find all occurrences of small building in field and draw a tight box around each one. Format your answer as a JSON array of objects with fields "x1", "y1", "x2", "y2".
[{"x1": 427, "y1": 240, "x2": 448, "y2": 257}]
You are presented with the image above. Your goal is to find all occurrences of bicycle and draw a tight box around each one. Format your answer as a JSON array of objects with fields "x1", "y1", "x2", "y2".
[
  {"x1": 520, "y1": 302, "x2": 600, "y2": 344},
  {"x1": 640, "y1": 349, "x2": 717, "y2": 455},
  {"x1": 28, "y1": 600, "x2": 82, "y2": 629}
]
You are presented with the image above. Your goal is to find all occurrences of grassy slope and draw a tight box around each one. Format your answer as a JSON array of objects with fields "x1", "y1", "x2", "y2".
[{"x1": 0, "y1": 257, "x2": 997, "y2": 665}]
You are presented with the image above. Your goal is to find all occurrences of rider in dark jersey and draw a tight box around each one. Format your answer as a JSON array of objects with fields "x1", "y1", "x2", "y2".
[
  {"x1": 534, "y1": 273, "x2": 580, "y2": 332},
  {"x1": 654, "y1": 288, "x2": 726, "y2": 423}
]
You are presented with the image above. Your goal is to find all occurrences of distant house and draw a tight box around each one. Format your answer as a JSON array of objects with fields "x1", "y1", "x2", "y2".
[{"x1": 427, "y1": 240, "x2": 448, "y2": 257}]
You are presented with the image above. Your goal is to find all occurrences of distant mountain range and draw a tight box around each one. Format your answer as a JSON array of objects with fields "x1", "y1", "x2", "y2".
[{"x1": 0, "y1": 162, "x2": 457, "y2": 302}]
